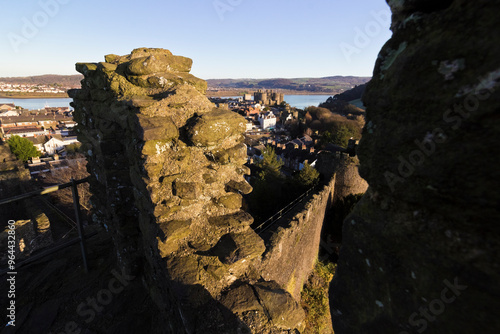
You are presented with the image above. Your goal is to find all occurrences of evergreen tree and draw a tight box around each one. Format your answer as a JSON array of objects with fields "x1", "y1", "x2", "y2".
[
  {"x1": 256, "y1": 145, "x2": 283, "y2": 180},
  {"x1": 7, "y1": 135, "x2": 41, "y2": 162},
  {"x1": 295, "y1": 162, "x2": 320, "y2": 189},
  {"x1": 331, "y1": 124, "x2": 357, "y2": 147}
]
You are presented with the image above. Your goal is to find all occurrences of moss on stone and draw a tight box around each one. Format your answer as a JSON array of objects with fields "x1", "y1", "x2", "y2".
[
  {"x1": 75, "y1": 62, "x2": 98, "y2": 75},
  {"x1": 187, "y1": 108, "x2": 246, "y2": 148}
]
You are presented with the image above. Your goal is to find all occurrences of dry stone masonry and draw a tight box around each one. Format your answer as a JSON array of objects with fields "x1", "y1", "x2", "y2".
[{"x1": 70, "y1": 48, "x2": 305, "y2": 333}]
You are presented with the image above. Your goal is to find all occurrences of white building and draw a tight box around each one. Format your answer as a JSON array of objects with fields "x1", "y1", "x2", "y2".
[
  {"x1": 44, "y1": 135, "x2": 79, "y2": 155},
  {"x1": 258, "y1": 112, "x2": 276, "y2": 130},
  {"x1": 0, "y1": 110, "x2": 20, "y2": 117}
]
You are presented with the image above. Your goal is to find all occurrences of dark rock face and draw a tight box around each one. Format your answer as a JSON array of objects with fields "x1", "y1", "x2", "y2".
[{"x1": 331, "y1": 1, "x2": 500, "y2": 333}]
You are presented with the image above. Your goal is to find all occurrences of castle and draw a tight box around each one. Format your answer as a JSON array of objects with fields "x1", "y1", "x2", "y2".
[{"x1": 253, "y1": 89, "x2": 284, "y2": 106}]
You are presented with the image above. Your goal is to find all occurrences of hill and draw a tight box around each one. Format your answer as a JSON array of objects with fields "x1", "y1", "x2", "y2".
[
  {"x1": 206, "y1": 76, "x2": 371, "y2": 93},
  {"x1": 330, "y1": 83, "x2": 367, "y2": 102},
  {"x1": 0, "y1": 74, "x2": 83, "y2": 88},
  {"x1": 318, "y1": 83, "x2": 368, "y2": 114},
  {"x1": 0, "y1": 74, "x2": 371, "y2": 95}
]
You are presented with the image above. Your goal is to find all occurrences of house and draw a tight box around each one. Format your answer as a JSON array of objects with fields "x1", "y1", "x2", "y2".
[
  {"x1": 0, "y1": 103, "x2": 15, "y2": 111},
  {"x1": 44, "y1": 135, "x2": 79, "y2": 155},
  {"x1": 246, "y1": 122, "x2": 253, "y2": 132},
  {"x1": 285, "y1": 135, "x2": 314, "y2": 150},
  {"x1": 259, "y1": 112, "x2": 277, "y2": 130},
  {"x1": 26, "y1": 136, "x2": 48, "y2": 153},
  {"x1": 0, "y1": 114, "x2": 75, "y2": 139},
  {"x1": 0, "y1": 110, "x2": 20, "y2": 117},
  {"x1": 2, "y1": 127, "x2": 47, "y2": 139}
]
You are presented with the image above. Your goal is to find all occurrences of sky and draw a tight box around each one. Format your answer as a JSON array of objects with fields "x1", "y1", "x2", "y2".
[{"x1": 0, "y1": 0, "x2": 392, "y2": 80}]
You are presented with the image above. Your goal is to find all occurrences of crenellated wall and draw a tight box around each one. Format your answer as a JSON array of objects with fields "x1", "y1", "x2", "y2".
[{"x1": 261, "y1": 175, "x2": 336, "y2": 299}]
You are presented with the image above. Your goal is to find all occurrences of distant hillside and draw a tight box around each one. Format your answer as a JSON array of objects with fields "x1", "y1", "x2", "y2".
[
  {"x1": 0, "y1": 74, "x2": 370, "y2": 94},
  {"x1": 331, "y1": 83, "x2": 368, "y2": 102},
  {"x1": 319, "y1": 83, "x2": 368, "y2": 114},
  {"x1": 206, "y1": 76, "x2": 371, "y2": 93},
  {"x1": 0, "y1": 74, "x2": 83, "y2": 88}
]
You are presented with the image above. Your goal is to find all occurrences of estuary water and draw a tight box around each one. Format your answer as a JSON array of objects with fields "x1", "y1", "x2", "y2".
[
  {"x1": 283, "y1": 94, "x2": 331, "y2": 109},
  {"x1": 219, "y1": 94, "x2": 332, "y2": 109},
  {"x1": 0, "y1": 98, "x2": 73, "y2": 110},
  {"x1": 0, "y1": 94, "x2": 332, "y2": 111}
]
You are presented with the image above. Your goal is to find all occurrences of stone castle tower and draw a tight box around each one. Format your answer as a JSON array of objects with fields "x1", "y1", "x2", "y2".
[{"x1": 254, "y1": 89, "x2": 284, "y2": 106}]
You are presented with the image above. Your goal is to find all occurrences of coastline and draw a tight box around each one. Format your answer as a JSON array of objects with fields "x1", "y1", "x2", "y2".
[
  {"x1": 0, "y1": 93, "x2": 69, "y2": 99},
  {"x1": 0, "y1": 90, "x2": 334, "y2": 99},
  {"x1": 206, "y1": 90, "x2": 336, "y2": 97}
]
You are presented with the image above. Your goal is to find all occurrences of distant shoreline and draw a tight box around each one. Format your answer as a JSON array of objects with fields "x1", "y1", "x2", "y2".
[
  {"x1": 0, "y1": 92, "x2": 69, "y2": 99},
  {"x1": 1, "y1": 91, "x2": 334, "y2": 99},
  {"x1": 206, "y1": 90, "x2": 335, "y2": 97}
]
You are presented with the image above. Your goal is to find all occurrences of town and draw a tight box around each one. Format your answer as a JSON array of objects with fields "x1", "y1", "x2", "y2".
[
  {"x1": 1, "y1": 89, "x2": 358, "y2": 180},
  {"x1": 210, "y1": 89, "x2": 357, "y2": 175},
  {"x1": 0, "y1": 103, "x2": 78, "y2": 176},
  {"x1": 0, "y1": 82, "x2": 69, "y2": 94}
]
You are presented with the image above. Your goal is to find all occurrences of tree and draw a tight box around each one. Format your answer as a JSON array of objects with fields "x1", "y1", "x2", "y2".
[
  {"x1": 42, "y1": 154, "x2": 91, "y2": 213},
  {"x1": 65, "y1": 142, "x2": 82, "y2": 155},
  {"x1": 295, "y1": 162, "x2": 320, "y2": 189},
  {"x1": 256, "y1": 145, "x2": 283, "y2": 180},
  {"x1": 332, "y1": 124, "x2": 357, "y2": 147},
  {"x1": 7, "y1": 135, "x2": 41, "y2": 162}
]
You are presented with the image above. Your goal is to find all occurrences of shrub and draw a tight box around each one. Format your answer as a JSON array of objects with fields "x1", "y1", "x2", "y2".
[{"x1": 7, "y1": 135, "x2": 41, "y2": 162}]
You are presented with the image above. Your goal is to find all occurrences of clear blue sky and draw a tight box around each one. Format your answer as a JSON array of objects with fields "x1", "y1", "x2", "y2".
[{"x1": 0, "y1": 0, "x2": 392, "y2": 80}]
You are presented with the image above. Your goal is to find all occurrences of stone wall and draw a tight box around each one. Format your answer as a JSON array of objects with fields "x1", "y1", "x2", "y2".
[
  {"x1": 70, "y1": 48, "x2": 306, "y2": 333},
  {"x1": 261, "y1": 175, "x2": 336, "y2": 300},
  {"x1": 316, "y1": 151, "x2": 368, "y2": 200},
  {"x1": 0, "y1": 212, "x2": 52, "y2": 265},
  {"x1": 330, "y1": 1, "x2": 500, "y2": 333}
]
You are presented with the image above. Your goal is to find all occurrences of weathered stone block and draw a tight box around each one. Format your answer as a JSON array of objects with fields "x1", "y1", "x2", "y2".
[
  {"x1": 208, "y1": 211, "x2": 254, "y2": 229},
  {"x1": 173, "y1": 181, "x2": 201, "y2": 200},
  {"x1": 186, "y1": 108, "x2": 246, "y2": 148},
  {"x1": 213, "y1": 143, "x2": 247, "y2": 165},
  {"x1": 137, "y1": 115, "x2": 179, "y2": 141},
  {"x1": 220, "y1": 284, "x2": 263, "y2": 314},
  {"x1": 217, "y1": 193, "x2": 242, "y2": 210},
  {"x1": 75, "y1": 62, "x2": 97, "y2": 75},
  {"x1": 158, "y1": 219, "x2": 191, "y2": 241},
  {"x1": 254, "y1": 281, "x2": 306, "y2": 331},
  {"x1": 127, "y1": 54, "x2": 193, "y2": 76},
  {"x1": 207, "y1": 229, "x2": 264, "y2": 266},
  {"x1": 225, "y1": 179, "x2": 253, "y2": 195}
]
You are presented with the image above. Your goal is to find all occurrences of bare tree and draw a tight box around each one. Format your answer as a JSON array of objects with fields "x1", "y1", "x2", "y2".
[{"x1": 42, "y1": 154, "x2": 91, "y2": 213}]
